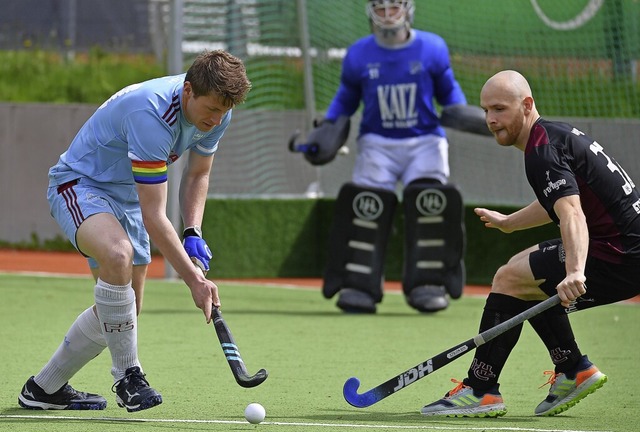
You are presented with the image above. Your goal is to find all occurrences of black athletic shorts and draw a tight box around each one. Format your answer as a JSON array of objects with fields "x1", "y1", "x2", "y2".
[{"x1": 529, "y1": 238, "x2": 640, "y2": 312}]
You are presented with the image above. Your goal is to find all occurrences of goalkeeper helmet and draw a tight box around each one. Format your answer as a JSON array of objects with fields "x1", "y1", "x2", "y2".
[{"x1": 366, "y1": 0, "x2": 415, "y2": 34}]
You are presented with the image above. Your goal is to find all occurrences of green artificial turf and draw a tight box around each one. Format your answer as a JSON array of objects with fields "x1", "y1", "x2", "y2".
[{"x1": 0, "y1": 273, "x2": 638, "y2": 432}]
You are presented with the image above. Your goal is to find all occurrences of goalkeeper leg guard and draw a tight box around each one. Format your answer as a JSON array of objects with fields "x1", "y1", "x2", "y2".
[
  {"x1": 403, "y1": 180, "x2": 465, "y2": 312},
  {"x1": 322, "y1": 183, "x2": 398, "y2": 313}
]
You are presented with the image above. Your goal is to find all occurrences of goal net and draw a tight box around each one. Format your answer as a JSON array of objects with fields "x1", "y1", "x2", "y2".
[{"x1": 175, "y1": 0, "x2": 639, "y2": 203}]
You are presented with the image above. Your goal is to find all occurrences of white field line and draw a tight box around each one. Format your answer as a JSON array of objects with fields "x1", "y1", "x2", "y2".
[{"x1": 0, "y1": 415, "x2": 614, "y2": 432}]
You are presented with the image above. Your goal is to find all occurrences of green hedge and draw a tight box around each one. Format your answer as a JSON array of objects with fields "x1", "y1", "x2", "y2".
[{"x1": 202, "y1": 199, "x2": 560, "y2": 285}]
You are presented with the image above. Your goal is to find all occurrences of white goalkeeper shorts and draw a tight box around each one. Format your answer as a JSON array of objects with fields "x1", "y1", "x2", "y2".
[{"x1": 352, "y1": 133, "x2": 449, "y2": 192}]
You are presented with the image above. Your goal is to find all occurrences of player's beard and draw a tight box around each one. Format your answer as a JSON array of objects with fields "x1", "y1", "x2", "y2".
[{"x1": 493, "y1": 116, "x2": 524, "y2": 147}]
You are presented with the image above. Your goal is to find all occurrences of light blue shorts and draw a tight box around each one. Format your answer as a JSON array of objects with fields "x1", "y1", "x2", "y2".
[{"x1": 47, "y1": 177, "x2": 151, "y2": 269}]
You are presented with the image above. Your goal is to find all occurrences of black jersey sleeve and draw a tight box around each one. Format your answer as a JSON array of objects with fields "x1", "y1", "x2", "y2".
[{"x1": 525, "y1": 122, "x2": 580, "y2": 223}]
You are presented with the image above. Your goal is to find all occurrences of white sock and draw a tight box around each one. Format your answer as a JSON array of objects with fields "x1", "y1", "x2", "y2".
[
  {"x1": 34, "y1": 306, "x2": 107, "y2": 394},
  {"x1": 94, "y1": 278, "x2": 140, "y2": 381}
]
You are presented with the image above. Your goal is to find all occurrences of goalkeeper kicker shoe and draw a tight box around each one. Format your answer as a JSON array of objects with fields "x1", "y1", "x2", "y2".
[
  {"x1": 535, "y1": 355, "x2": 607, "y2": 416},
  {"x1": 407, "y1": 285, "x2": 449, "y2": 313},
  {"x1": 18, "y1": 376, "x2": 107, "y2": 410},
  {"x1": 337, "y1": 288, "x2": 376, "y2": 313},
  {"x1": 421, "y1": 379, "x2": 507, "y2": 417},
  {"x1": 112, "y1": 366, "x2": 162, "y2": 412}
]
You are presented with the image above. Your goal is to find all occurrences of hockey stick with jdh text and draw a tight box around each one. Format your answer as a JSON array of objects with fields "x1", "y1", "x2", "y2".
[
  {"x1": 212, "y1": 306, "x2": 268, "y2": 388},
  {"x1": 343, "y1": 294, "x2": 561, "y2": 407}
]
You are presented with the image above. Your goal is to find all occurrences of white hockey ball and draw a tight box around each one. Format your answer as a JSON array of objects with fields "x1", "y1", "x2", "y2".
[{"x1": 244, "y1": 402, "x2": 266, "y2": 424}]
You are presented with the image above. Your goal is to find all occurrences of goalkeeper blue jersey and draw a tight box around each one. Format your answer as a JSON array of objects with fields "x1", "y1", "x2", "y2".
[
  {"x1": 325, "y1": 30, "x2": 466, "y2": 139},
  {"x1": 48, "y1": 74, "x2": 231, "y2": 188}
]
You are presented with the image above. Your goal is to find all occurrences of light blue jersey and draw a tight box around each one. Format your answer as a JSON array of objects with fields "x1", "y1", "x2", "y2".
[
  {"x1": 47, "y1": 74, "x2": 232, "y2": 266},
  {"x1": 48, "y1": 73, "x2": 232, "y2": 188}
]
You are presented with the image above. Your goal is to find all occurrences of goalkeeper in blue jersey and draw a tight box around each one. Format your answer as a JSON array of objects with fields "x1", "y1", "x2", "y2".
[
  {"x1": 313, "y1": 0, "x2": 488, "y2": 314},
  {"x1": 18, "y1": 50, "x2": 251, "y2": 412}
]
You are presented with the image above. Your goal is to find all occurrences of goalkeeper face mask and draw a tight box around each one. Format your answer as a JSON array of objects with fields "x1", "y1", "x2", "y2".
[{"x1": 366, "y1": 0, "x2": 414, "y2": 46}]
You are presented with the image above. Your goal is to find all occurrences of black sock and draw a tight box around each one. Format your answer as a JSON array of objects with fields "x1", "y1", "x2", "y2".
[
  {"x1": 464, "y1": 293, "x2": 530, "y2": 393},
  {"x1": 528, "y1": 306, "x2": 582, "y2": 376}
]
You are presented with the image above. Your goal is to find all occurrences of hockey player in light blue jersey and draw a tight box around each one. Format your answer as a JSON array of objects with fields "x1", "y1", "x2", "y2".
[
  {"x1": 318, "y1": 0, "x2": 481, "y2": 314},
  {"x1": 18, "y1": 50, "x2": 251, "y2": 413}
]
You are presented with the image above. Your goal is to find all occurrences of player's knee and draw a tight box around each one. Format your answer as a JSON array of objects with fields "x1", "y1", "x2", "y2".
[
  {"x1": 98, "y1": 239, "x2": 134, "y2": 271},
  {"x1": 491, "y1": 264, "x2": 523, "y2": 296},
  {"x1": 491, "y1": 265, "x2": 509, "y2": 293}
]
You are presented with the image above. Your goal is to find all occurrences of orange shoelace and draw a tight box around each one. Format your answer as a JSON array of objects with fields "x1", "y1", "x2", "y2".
[
  {"x1": 446, "y1": 378, "x2": 469, "y2": 396},
  {"x1": 538, "y1": 370, "x2": 558, "y2": 389}
]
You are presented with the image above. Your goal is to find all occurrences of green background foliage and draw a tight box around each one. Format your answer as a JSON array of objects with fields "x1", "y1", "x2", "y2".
[{"x1": 2, "y1": 1, "x2": 640, "y2": 116}]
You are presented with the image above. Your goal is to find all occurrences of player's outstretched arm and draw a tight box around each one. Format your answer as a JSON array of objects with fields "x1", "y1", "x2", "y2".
[
  {"x1": 475, "y1": 200, "x2": 552, "y2": 233},
  {"x1": 137, "y1": 181, "x2": 219, "y2": 322},
  {"x1": 474, "y1": 207, "x2": 512, "y2": 233}
]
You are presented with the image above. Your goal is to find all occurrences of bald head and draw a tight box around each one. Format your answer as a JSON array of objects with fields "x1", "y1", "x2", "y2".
[
  {"x1": 481, "y1": 70, "x2": 533, "y2": 104},
  {"x1": 480, "y1": 70, "x2": 539, "y2": 149}
]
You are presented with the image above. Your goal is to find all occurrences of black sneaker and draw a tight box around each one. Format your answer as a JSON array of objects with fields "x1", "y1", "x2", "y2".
[
  {"x1": 112, "y1": 366, "x2": 162, "y2": 412},
  {"x1": 18, "y1": 376, "x2": 107, "y2": 410}
]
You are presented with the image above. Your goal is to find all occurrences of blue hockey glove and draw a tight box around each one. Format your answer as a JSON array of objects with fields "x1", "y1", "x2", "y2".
[{"x1": 182, "y1": 226, "x2": 213, "y2": 273}]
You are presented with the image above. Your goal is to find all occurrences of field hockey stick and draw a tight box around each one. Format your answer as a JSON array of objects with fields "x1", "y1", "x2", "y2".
[
  {"x1": 343, "y1": 294, "x2": 561, "y2": 408},
  {"x1": 212, "y1": 306, "x2": 269, "y2": 388}
]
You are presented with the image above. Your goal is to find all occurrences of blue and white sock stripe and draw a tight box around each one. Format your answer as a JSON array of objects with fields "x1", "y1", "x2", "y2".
[{"x1": 221, "y1": 343, "x2": 245, "y2": 363}]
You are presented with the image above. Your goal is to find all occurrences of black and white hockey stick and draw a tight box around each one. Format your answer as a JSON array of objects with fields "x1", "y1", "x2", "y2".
[
  {"x1": 343, "y1": 294, "x2": 562, "y2": 407},
  {"x1": 212, "y1": 307, "x2": 268, "y2": 388}
]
